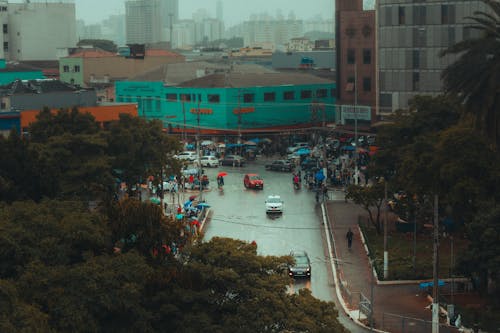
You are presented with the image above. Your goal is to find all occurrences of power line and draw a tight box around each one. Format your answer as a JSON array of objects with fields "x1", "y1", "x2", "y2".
[{"x1": 210, "y1": 217, "x2": 325, "y2": 230}]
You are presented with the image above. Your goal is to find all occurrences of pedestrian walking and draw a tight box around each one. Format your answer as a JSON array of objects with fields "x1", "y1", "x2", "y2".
[{"x1": 346, "y1": 228, "x2": 354, "y2": 250}]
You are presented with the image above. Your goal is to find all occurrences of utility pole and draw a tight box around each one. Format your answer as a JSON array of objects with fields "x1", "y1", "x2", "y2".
[
  {"x1": 196, "y1": 99, "x2": 202, "y2": 201},
  {"x1": 169, "y1": 13, "x2": 174, "y2": 49},
  {"x1": 181, "y1": 96, "x2": 186, "y2": 142},
  {"x1": 354, "y1": 63, "x2": 359, "y2": 185},
  {"x1": 432, "y1": 194, "x2": 440, "y2": 333},
  {"x1": 383, "y1": 179, "x2": 389, "y2": 279}
]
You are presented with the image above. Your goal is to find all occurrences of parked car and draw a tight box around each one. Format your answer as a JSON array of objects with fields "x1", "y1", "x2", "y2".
[
  {"x1": 265, "y1": 159, "x2": 294, "y2": 172},
  {"x1": 200, "y1": 155, "x2": 219, "y2": 167},
  {"x1": 286, "y1": 142, "x2": 309, "y2": 153},
  {"x1": 288, "y1": 250, "x2": 311, "y2": 279},
  {"x1": 300, "y1": 158, "x2": 319, "y2": 170},
  {"x1": 174, "y1": 151, "x2": 197, "y2": 162},
  {"x1": 265, "y1": 195, "x2": 283, "y2": 213},
  {"x1": 244, "y1": 173, "x2": 264, "y2": 189},
  {"x1": 220, "y1": 155, "x2": 245, "y2": 166}
]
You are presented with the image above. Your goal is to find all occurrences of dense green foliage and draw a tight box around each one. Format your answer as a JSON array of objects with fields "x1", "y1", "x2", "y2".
[
  {"x1": 0, "y1": 110, "x2": 347, "y2": 332},
  {"x1": 441, "y1": 0, "x2": 500, "y2": 148}
]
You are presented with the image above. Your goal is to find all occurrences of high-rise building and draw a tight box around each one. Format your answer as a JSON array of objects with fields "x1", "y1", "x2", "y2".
[
  {"x1": 378, "y1": 0, "x2": 488, "y2": 113},
  {"x1": 216, "y1": 0, "x2": 223, "y2": 22},
  {"x1": 0, "y1": 1, "x2": 77, "y2": 61},
  {"x1": 160, "y1": 0, "x2": 179, "y2": 32},
  {"x1": 125, "y1": 0, "x2": 163, "y2": 44}
]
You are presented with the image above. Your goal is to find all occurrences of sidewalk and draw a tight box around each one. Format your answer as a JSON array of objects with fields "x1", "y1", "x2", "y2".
[{"x1": 325, "y1": 200, "x2": 459, "y2": 332}]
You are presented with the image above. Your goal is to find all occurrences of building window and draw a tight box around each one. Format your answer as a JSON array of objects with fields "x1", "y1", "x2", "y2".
[
  {"x1": 243, "y1": 93, "x2": 255, "y2": 103},
  {"x1": 2, "y1": 24, "x2": 7, "y2": 34},
  {"x1": 3, "y1": 42, "x2": 7, "y2": 52},
  {"x1": 180, "y1": 94, "x2": 191, "y2": 102},
  {"x1": 363, "y1": 77, "x2": 372, "y2": 92},
  {"x1": 414, "y1": 6, "x2": 426, "y2": 25},
  {"x1": 412, "y1": 72, "x2": 420, "y2": 91},
  {"x1": 264, "y1": 92, "x2": 275, "y2": 102},
  {"x1": 347, "y1": 49, "x2": 355, "y2": 64},
  {"x1": 166, "y1": 93, "x2": 177, "y2": 101},
  {"x1": 1, "y1": 101, "x2": 5, "y2": 109},
  {"x1": 316, "y1": 89, "x2": 327, "y2": 98},
  {"x1": 301, "y1": 90, "x2": 312, "y2": 99},
  {"x1": 398, "y1": 7, "x2": 405, "y2": 25},
  {"x1": 283, "y1": 91, "x2": 295, "y2": 100},
  {"x1": 208, "y1": 94, "x2": 220, "y2": 103},
  {"x1": 441, "y1": 4, "x2": 455, "y2": 24},
  {"x1": 156, "y1": 99, "x2": 161, "y2": 111},
  {"x1": 346, "y1": 77, "x2": 355, "y2": 93},
  {"x1": 363, "y1": 49, "x2": 371, "y2": 64},
  {"x1": 74, "y1": 65, "x2": 80, "y2": 73},
  {"x1": 0, "y1": 6, "x2": 7, "y2": 11},
  {"x1": 63, "y1": 65, "x2": 69, "y2": 73},
  {"x1": 413, "y1": 50, "x2": 420, "y2": 69}
]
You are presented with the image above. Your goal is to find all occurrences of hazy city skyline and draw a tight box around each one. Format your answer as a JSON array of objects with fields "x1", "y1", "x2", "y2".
[{"x1": 68, "y1": 0, "x2": 335, "y2": 25}]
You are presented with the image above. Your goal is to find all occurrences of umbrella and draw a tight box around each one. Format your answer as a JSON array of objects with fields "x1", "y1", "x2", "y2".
[
  {"x1": 189, "y1": 195, "x2": 198, "y2": 201},
  {"x1": 217, "y1": 171, "x2": 228, "y2": 177},
  {"x1": 295, "y1": 148, "x2": 311, "y2": 155},
  {"x1": 315, "y1": 170, "x2": 325, "y2": 182},
  {"x1": 341, "y1": 145, "x2": 355, "y2": 151},
  {"x1": 248, "y1": 138, "x2": 260, "y2": 143},
  {"x1": 262, "y1": 138, "x2": 272, "y2": 143},
  {"x1": 201, "y1": 140, "x2": 214, "y2": 146},
  {"x1": 184, "y1": 200, "x2": 193, "y2": 208},
  {"x1": 243, "y1": 140, "x2": 257, "y2": 146},
  {"x1": 176, "y1": 214, "x2": 184, "y2": 220},
  {"x1": 217, "y1": 143, "x2": 226, "y2": 148},
  {"x1": 197, "y1": 202, "x2": 211, "y2": 208},
  {"x1": 150, "y1": 197, "x2": 161, "y2": 204}
]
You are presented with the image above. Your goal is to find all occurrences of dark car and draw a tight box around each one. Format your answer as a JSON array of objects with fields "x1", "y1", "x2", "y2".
[
  {"x1": 220, "y1": 155, "x2": 245, "y2": 166},
  {"x1": 288, "y1": 251, "x2": 311, "y2": 279},
  {"x1": 265, "y1": 159, "x2": 294, "y2": 172}
]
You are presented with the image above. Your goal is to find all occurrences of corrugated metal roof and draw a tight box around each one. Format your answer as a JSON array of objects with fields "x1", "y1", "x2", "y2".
[
  {"x1": 145, "y1": 49, "x2": 184, "y2": 57},
  {"x1": 68, "y1": 49, "x2": 116, "y2": 58}
]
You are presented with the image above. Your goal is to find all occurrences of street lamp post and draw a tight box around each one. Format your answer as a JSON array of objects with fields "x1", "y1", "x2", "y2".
[
  {"x1": 354, "y1": 63, "x2": 359, "y2": 185},
  {"x1": 432, "y1": 194, "x2": 440, "y2": 333}
]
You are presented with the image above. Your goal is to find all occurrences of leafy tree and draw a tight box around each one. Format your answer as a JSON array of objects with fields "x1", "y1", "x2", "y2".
[
  {"x1": 440, "y1": 0, "x2": 500, "y2": 148},
  {"x1": 106, "y1": 114, "x2": 182, "y2": 193},
  {"x1": 104, "y1": 198, "x2": 182, "y2": 260},
  {"x1": 150, "y1": 237, "x2": 348, "y2": 333},
  {"x1": 29, "y1": 107, "x2": 100, "y2": 143},
  {"x1": 459, "y1": 205, "x2": 500, "y2": 298},
  {"x1": 0, "y1": 279, "x2": 51, "y2": 332},
  {"x1": 346, "y1": 182, "x2": 385, "y2": 233},
  {"x1": 18, "y1": 253, "x2": 153, "y2": 333},
  {"x1": 77, "y1": 39, "x2": 118, "y2": 53},
  {"x1": 0, "y1": 200, "x2": 109, "y2": 279}
]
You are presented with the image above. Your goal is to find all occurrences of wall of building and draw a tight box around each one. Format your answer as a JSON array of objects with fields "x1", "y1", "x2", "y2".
[
  {"x1": 338, "y1": 10, "x2": 376, "y2": 109},
  {"x1": 7, "y1": 90, "x2": 97, "y2": 111},
  {"x1": 378, "y1": 0, "x2": 487, "y2": 112},
  {"x1": 20, "y1": 103, "x2": 138, "y2": 131},
  {"x1": 115, "y1": 81, "x2": 337, "y2": 131},
  {"x1": 0, "y1": 70, "x2": 45, "y2": 85},
  {"x1": 0, "y1": 111, "x2": 19, "y2": 136},
  {"x1": 272, "y1": 51, "x2": 336, "y2": 69},
  {"x1": 59, "y1": 57, "x2": 84, "y2": 86},
  {"x1": 7, "y1": 3, "x2": 77, "y2": 61}
]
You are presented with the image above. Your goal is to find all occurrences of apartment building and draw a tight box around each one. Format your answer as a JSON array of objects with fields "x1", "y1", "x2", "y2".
[
  {"x1": 0, "y1": 1, "x2": 77, "y2": 61},
  {"x1": 378, "y1": 0, "x2": 488, "y2": 112}
]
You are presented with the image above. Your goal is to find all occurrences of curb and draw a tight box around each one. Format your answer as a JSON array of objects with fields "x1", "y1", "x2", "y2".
[{"x1": 321, "y1": 203, "x2": 388, "y2": 333}]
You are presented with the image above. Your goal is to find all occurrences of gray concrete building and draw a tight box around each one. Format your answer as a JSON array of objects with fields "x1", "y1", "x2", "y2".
[
  {"x1": 378, "y1": 0, "x2": 488, "y2": 113},
  {"x1": 0, "y1": 1, "x2": 77, "y2": 61}
]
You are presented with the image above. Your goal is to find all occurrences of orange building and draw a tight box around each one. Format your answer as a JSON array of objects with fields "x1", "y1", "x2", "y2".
[{"x1": 20, "y1": 104, "x2": 138, "y2": 132}]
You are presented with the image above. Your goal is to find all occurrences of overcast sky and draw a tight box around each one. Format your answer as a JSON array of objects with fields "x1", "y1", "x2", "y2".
[{"x1": 66, "y1": 0, "x2": 335, "y2": 25}]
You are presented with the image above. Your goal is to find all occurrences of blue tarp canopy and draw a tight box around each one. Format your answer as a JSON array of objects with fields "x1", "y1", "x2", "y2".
[
  {"x1": 249, "y1": 138, "x2": 260, "y2": 143},
  {"x1": 341, "y1": 145, "x2": 355, "y2": 151},
  {"x1": 419, "y1": 280, "x2": 445, "y2": 289},
  {"x1": 226, "y1": 143, "x2": 244, "y2": 148},
  {"x1": 295, "y1": 148, "x2": 311, "y2": 155}
]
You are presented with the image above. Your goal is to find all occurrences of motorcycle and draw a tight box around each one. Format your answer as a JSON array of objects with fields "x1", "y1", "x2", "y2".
[{"x1": 293, "y1": 181, "x2": 301, "y2": 190}]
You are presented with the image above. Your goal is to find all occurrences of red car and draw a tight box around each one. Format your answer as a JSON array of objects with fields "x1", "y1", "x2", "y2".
[{"x1": 243, "y1": 173, "x2": 264, "y2": 190}]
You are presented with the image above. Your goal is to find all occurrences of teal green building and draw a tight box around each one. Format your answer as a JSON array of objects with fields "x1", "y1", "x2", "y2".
[
  {"x1": 0, "y1": 59, "x2": 45, "y2": 85},
  {"x1": 115, "y1": 72, "x2": 336, "y2": 133}
]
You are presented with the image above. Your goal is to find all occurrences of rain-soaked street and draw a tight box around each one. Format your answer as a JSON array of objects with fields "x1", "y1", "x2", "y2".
[{"x1": 201, "y1": 157, "x2": 338, "y2": 300}]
